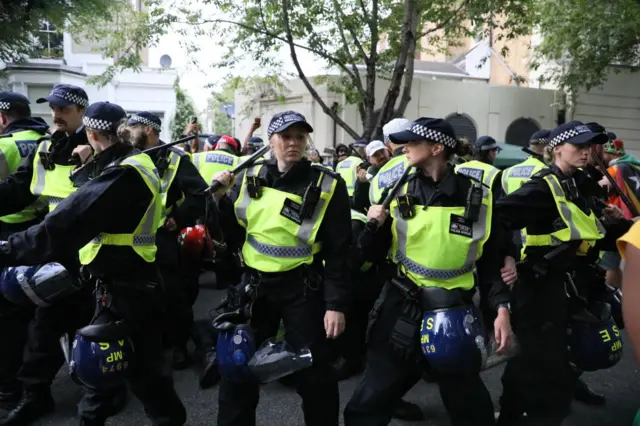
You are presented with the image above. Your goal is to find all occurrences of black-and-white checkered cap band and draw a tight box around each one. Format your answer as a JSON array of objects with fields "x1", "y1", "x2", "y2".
[
  {"x1": 267, "y1": 113, "x2": 306, "y2": 138},
  {"x1": 409, "y1": 124, "x2": 457, "y2": 148},
  {"x1": 83, "y1": 116, "x2": 114, "y2": 131},
  {"x1": 530, "y1": 138, "x2": 548, "y2": 145},
  {"x1": 132, "y1": 116, "x2": 161, "y2": 131},
  {"x1": 0, "y1": 102, "x2": 10, "y2": 111},
  {"x1": 51, "y1": 90, "x2": 89, "y2": 108},
  {"x1": 548, "y1": 125, "x2": 591, "y2": 149}
]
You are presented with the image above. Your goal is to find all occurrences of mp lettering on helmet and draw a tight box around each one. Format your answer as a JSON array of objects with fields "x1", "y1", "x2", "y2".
[
  {"x1": 457, "y1": 167, "x2": 484, "y2": 182},
  {"x1": 378, "y1": 163, "x2": 405, "y2": 189},
  {"x1": 574, "y1": 125, "x2": 590, "y2": 134}
]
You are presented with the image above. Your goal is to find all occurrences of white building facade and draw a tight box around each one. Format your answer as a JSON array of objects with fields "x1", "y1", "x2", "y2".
[
  {"x1": 234, "y1": 68, "x2": 560, "y2": 157},
  {"x1": 0, "y1": 3, "x2": 177, "y2": 136}
]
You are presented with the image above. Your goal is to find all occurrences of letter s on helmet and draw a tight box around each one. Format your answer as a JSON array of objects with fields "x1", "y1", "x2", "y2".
[
  {"x1": 70, "y1": 322, "x2": 135, "y2": 390},
  {"x1": 568, "y1": 301, "x2": 623, "y2": 372}
]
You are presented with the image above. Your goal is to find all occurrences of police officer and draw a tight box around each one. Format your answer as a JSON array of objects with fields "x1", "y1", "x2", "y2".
[
  {"x1": 239, "y1": 136, "x2": 264, "y2": 163},
  {"x1": 496, "y1": 121, "x2": 632, "y2": 426},
  {"x1": 0, "y1": 92, "x2": 50, "y2": 410},
  {"x1": 211, "y1": 110, "x2": 351, "y2": 426},
  {"x1": 352, "y1": 140, "x2": 390, "y2": 213},
  {"x1": 344, "y1": 117, "x2": 512, "y2": 426},
  {"x1": 335, "y1": 142, "x2": 364, "y2": 198},
  {"x1": 501, "y1": 129, "x2": 549, "y2": 196},
  {"x1": 368, "y1": 118, "x2": 410, "y2": 207},
  {"x1": 0, "y1": 102, "x2": 187, "y2": 426},
  {"x1": 455, "y1": 136, "x2": 519, "y2": 291},
  {"x1": 127, "y1": 111, "x2": 208, "y2": 369},
  {"x1": 193, "y1": 135, "x2": 239, "y2": 184},
  {"x1": 361, "y1": 117, "x2": 423, "y2": 421},
  {"x1": 0, "y1": 85, "x2": 114, "y2": 425}
]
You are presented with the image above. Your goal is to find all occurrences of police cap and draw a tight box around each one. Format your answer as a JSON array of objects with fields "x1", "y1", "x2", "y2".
[
  {"x1": 548, "y1": 121, "x2": 608, "y2": 149},
  {"x1": 0, "y1": 92, "x2": 30, "y2": 111},
  {"x1": 36, "y1": 84, "x2": 89, "y2": 108},
  {"x1": 82, "y1": 102, "x2": 127, "y2": 131},
  {"x1": 267, "y1": 111, "x2": 313, "y2": 138},
  {"x1": 388, "y1": 117, "x2": 457, "y2": 148},
  {"x1": 128, "y1": 111, "x2": 161, "y2": 132}
]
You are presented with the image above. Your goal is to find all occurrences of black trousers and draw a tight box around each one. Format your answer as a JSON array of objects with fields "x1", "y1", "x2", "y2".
[
  {"x1": 78, "y1": 283, "x2": 186, "y2": 426},
  {"x1": 0, "y1": 297, "x2": 34, "y2": 395},
  {"x1": 0, "y1": 219, "x2": 40, "y2": 395},
  {"x1": 217, "y1": 276, "x2": 339, "y2": 426},
  {"x1": 333, "y1": 268, "x2": 384, "y2": 366},
  {"x1": 499, "y1": 270, "x2": 573, "y2": 426},
  {"x1": 17, "y1": 286, "x2": 95, "y2": 394},
  {"x1": 344, "y1": 283, "x2": 495, "y2": 426},
  {"x1": 156, "y1": 229, "x2": 194, "y2": 350}
]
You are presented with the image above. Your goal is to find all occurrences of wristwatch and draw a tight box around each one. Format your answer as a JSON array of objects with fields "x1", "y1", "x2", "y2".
[{"x1": 497, "y1": 303, "x2": 511, "y2": 313}]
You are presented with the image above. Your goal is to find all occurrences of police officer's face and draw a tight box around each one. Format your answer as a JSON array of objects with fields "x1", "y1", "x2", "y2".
[
  {"x1": 404, "y1": 140, "x2": 444, "y2": 167},
  {"x1": 50, "y1": 104, "x2": 84, "y2": 133},
  {"x1": 129, "y1": 124, "x2": 150, "y2": 149},
  {"x1": 272, "y1": 128, "x2": 307, "y2": 163},
  {"x1": 555, "y1": 143, "x2": 591, "y2": 168}
]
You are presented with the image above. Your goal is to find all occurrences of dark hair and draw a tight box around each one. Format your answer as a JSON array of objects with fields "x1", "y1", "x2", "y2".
[
  {"x1": 2, "y1": 102, "x2": 31, "y2": 121},
  {"x1": 444, "y1": 137, "x2": 472, "y2": 160}
]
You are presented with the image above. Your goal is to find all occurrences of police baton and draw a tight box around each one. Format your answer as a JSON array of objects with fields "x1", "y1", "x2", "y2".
[
  {"x1": 590, "y1": 151, "x2": 640, "y2": 217},
  {"x1": 368, "y1": 166, "x2": 413, "y2": 227},
  {"x1": 205, "y1": 144, "x2": 270, "y2": 194},
  {"x1": 142, "y1": 134, "x2": 201, "y2": 154}
]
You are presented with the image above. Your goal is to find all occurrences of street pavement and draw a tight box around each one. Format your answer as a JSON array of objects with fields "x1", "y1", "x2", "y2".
[{"x1": 14, "y1": 271, "x2": 640, "y2": 425}]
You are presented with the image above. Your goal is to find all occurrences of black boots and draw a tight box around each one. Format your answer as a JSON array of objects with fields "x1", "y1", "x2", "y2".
[
  {"x1": 0, "y1": 389, "x2": 54, "y2": 425},
  {"x1": 192, "y1": 319, "x2": 220, "y2": 389}
]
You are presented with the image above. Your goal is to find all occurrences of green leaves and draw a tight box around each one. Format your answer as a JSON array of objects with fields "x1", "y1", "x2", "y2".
[
  {"x1": 532, "y1": 0, "x2": 640, "y2": 92},
  {"x1": 170, "y1": 77, "x2": 198, "y2": 140}
]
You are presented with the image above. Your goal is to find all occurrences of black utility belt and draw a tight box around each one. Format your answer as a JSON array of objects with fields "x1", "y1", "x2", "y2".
[
  {"x1": 97, "y1": 278, "x2": 161, "y2": 293},
  {"x1": 250, "y1": 265, "x2": 321, "y2": 286},
  {"x1": 390, "y1": 278, "x2": 473, "y2": 311}
]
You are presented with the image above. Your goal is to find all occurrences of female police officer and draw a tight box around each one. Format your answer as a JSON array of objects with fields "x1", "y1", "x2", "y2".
[
  {"x1": 343, "y1": 117, "x2": 512, "y2": 426},
  {"x1": 211, "y1": 110, "x2": 351, "y2": 426},
  {"x1": 495, "y1": 121, "x2": 631, "y2": 426}
]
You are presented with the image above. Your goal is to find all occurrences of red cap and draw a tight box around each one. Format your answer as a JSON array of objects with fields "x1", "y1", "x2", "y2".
[{"x1": 215, "y1": 135, "x2": 239, "y2": 151}]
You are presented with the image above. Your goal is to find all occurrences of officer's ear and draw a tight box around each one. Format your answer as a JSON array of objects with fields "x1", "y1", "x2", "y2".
[
  {"x1": 0, "y1": 112, "x2": 8, "y2": 127},
  {"x1": 85, "y1": 128, "x2": 100, "y2": 144}
]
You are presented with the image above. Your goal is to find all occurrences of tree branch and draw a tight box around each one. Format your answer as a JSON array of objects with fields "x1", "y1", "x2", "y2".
[
  {"x1": 329, "y1": 0, "x2": 366, "y2": 123},
  {"x1": 397, "y1": 9, "x2": 418, "y2": 115},
  {"x1": 373, "y1": 0, "x2": 418, "y2": 136},
  {"x1": 281, "y1": 0, "x2": 360, "y2": 140},
  {"x1": 198, "y1": 18, "x2": 360, "y2": 85},
  {"x1": 358, "y1": 0, "x2": 370, "y2": 26},
  {"x1": 361, "y1": 0, "x2": 379, "y2": 140},
  {"x1": 418, "y1": 0, "x2": 470, "y2": 39}
]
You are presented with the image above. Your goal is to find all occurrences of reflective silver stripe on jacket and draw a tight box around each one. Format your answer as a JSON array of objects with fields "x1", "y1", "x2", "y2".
[
  {"x1": 161, "y1": 151, "x2": 181, "y2": 195},
  {"x1": 235, "y1": 165, "x2": 335, "y2": 255},
  {"x1": 0, "y1": 148, "x2": 9, "y2": 179},
  {"x1": 88, "y1": 157, "x2": 161, "y2": 246},
  {"x1": 544, "y1": 175, "x2": 605, "y2": 241},
  {"x1": 393, "y1": 167, "x2": 497, "y2": 279},
  {"x1": 32, "y1": 141, "x2": 50, "y2": 196}
]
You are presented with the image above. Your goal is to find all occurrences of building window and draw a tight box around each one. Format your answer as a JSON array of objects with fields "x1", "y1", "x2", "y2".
[
  {"x1": 505, "y1": 118, "x2": 541, "y2": 147},
  {"x1": 445, "y1": 113, "x2": 477, "y2": 143},
  {"x1": 35, "y1": 21, "x2": 63, "y2": 58}
]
